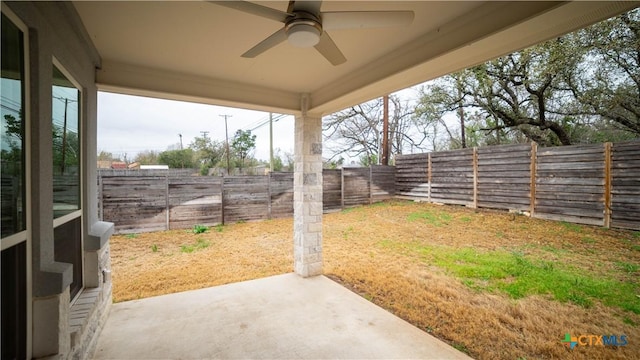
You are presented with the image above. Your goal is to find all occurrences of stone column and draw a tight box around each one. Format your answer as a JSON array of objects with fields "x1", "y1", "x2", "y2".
[{"x1": 293, "y1": 96, "x2": 323, "y2": 277}]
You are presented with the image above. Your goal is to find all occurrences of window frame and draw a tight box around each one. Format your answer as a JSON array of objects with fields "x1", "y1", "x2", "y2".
[{"x1": 51, "y1": 58, "x2": 84, "y2": 303}]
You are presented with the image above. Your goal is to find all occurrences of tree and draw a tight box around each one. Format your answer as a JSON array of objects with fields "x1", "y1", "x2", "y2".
[
  {"x1": 158, "y1": 149, "x2": 195, "y2": 169},
  {"x1": 565, "y1": 8, "x2": 640, "y2": 137},
  {"x1": 189, "y1": 134, "x2": 225, "y2": 169},
  {"x1": 458, "y1": 43, "x2": 579, "y2": 146},
  {"x1": 324, "y1": 95, "x2": 422, "y2": 163},
  {"x1": 359, "y1": 153, "x2": 378, "y2": 167},
  {"x1": 231, "y1": 129, "x2": 256, "y2": 170},
  {"x1": 271, "y1": 148, "x2": 285, "y2": 171},
  {"x1": 98, "y1": 150, "x2": 119, "y2": 162},
  {"x1": 52, "y1": 123, "x2": 79, "y2": 174},
  {"x1": 133, "y1": 150, "x2": 159, "y2": 165},
  {"x1": 415, "y1": 9, "x2": 640, "y2": 148}
]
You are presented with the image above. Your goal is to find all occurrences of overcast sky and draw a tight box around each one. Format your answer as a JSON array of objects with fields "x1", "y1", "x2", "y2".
[
  {"x1": 97, "y1": 86, "x2": 425, "y2": 165},
  {"x1": 97, "y1": 91, "x2": 295, "y2": 162}
]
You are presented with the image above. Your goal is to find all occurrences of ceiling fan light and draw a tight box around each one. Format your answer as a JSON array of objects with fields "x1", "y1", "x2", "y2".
[{"x1": 287, "y1": 24, "x2": 321, "y2": 48}]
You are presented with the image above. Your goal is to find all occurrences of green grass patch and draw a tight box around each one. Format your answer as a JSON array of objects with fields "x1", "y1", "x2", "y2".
[
  {"x1": 125, "y1": 233, "x2": 138, "y2": 239},
  {"x1": 581, "y1": 237, "x2": 596, "y2": 244},
  {"x1": 214, "y1": 224, "x2": 224, "y2": 233},
  {"x1": 408, "y1": 244, "x2": 639, "y2": 314},
  {"x1": 560, "y1": 221, "x2": 583, "y2": 233},
  {"x1": 151, "y1": 244, "x2": 158, "y2": 252},
  {"x1": 459, "y1": 216, "x2": 472, "y2": 223},
  {"x1": 452, "y1": 343, "x2": 470, "y2": 355},
  {"x1": 407, "y1": 210, "x2": 452, "y2": 227},
  {"x1": 632, "y1": 245, "x2": 640, "y2": 252},
  {"x1": 540, "y1": 245, "x2": 567, "y2": 255},
  {"x1": 192, "y1": 224, "x2": 209, "y2": 234},
  {"x1": 616, "y1": 261, "x2": 639, "y2": 274},
  {"x1": 180, "y1": 238, "x2": 210, "y2": 253},
  {"x1": 623, "y1": 316, "x2": 637, "y2": 326}
]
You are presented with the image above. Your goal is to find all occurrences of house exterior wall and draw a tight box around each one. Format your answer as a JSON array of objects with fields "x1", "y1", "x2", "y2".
[{"x1": 3, "y1": 2, "x2": 111, "y2": 359}]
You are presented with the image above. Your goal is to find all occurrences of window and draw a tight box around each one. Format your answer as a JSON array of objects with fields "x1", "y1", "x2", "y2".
[
  {"x1": 1, "y1": 12, "x2": 26, "y2": 239},
  {"x1": 52, "y1": 63, "x2": 83, "y2": 300},
  {"x1": 1, "y1": 11, "x2": 27, "y2": 359},
  {"x1": 52, "y1": 65, "x2": 80, "y2": 218}
]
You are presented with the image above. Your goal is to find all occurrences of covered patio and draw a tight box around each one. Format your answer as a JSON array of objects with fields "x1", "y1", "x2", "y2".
[
  {"x1": 93, "y1": 274, "x2": 471, "y2": 359},
  {"x1": 2, "y1": 1, "x2": 638, "y2": 359}
]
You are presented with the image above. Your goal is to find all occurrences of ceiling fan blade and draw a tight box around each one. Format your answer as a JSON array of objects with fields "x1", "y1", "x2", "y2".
[
  {"x1": 291, "y1": 0, "x2": 322, "y2": 15},
  {"x1": 314, "y1": 32, "x2": 346, "y2": 66},
  {"x1": 322, "y1": 11, "x2": 414, "y2": 30},
  {"x1": 242, "y1": 28, "x2": 288, "y2": 58},
  {"x1": 209, "y1": 1, "x2": 291, "y2": 23}
]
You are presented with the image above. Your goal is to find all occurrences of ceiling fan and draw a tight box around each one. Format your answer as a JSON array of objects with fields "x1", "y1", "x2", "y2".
[{"x1": 210, "y1": 1, "x2": 414, "y2": 66}]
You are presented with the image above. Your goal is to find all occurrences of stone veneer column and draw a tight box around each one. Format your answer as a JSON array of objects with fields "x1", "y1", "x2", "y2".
[{"x1": 293, "y1": 97, "x2": 323, "y2": 277}]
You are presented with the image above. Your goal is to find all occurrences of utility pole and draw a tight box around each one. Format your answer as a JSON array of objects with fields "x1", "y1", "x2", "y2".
[
  {"x1": 269, "y1": 113, "x2": 274, "y2": 172},
  {"x1": 458, "y1": 86, "x2": 466, "y2": 148},
  {"x1": 200, "y1": 131, "x2": 209, "y2": 139},
  {"x1": 60, "y1": 98, "x2": 69, "y2": 173},
  {"x1": 381, "y1": 94, "x2": 390, "y2": 165},
  {"x1": 220, "y1": 114, "x2": 232, "y2": 175},
  {"x1": 178, "y1": 133, "x2": 183, "y2": 149}
]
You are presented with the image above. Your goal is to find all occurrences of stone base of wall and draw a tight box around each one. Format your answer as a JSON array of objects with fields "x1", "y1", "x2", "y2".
[{"x1": 68, "y1": 244, "x2": 112, "y2": 360}]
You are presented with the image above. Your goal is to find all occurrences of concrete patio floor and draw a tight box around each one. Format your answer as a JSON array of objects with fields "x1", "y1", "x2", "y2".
[{"x1": 92, "y1": 273, "x2": 472, "y2": 359}]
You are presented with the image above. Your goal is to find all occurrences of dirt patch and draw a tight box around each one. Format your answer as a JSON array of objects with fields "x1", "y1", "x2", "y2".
[{"x1": 109, "y1": 200, "x2": 640, "y2": 359}]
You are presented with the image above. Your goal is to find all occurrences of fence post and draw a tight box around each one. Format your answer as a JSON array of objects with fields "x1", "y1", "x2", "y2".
[
  {"x1": 221, "y1": 176, "x2": 225, "y2": 225},
  {"x1": 472, "y1": 147, "x2": 478, "y2": 208},
  {"x1": 341, "y1": 168, "x2": 345, "y2": 210},
  {"x1": 98, "y1": 174, "x2": 103, "y2": 221},
  {"x1": 165, "y1": 175, "x2": 170, "y2": 230},
  {"x1": 427, "y1": 153, "x2": 432, "y2": 202},
  {"x1": 268, "y1": 172, "x2": 273, "y2": 219},
  {"x1": 529, "y1": 142, "x2": 537, "y2": 216},
  {"x1": 604, "y1": 142, "x2": 612, "y2": 228},
  {"x1": 369, "y1": 166, "x2": 373, "y2": 205}
]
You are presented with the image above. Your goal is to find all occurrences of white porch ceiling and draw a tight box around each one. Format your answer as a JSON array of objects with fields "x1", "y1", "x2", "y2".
[{"x1": 73, "y1": 1, "x2": 639, "y2": 115}]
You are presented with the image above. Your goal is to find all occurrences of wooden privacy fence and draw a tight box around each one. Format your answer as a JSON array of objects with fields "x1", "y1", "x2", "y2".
[
  {"x1": 396, "y1": 140, "x2": 640, "y2": 230},
  {"x1": 99, "y1": 166, "x2": 395, "y2": 234}
]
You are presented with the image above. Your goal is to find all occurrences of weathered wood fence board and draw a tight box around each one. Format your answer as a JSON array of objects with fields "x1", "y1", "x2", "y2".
[
  {"x1": 395, "y1": 153, "x2": 429, "y2": 199},
  {"x1": 611, "y1": 141, "x2": 640, "y2": 230},
  {"x1": 430, "y1": 148, "x2": 474, "y2": 206},
  {"x1": 168, "y1": 177, "x2": 222, "y2": 229},
  {"x1": 395, "y1": 140, "x2": 640, "y2": 230},
  {"x1": 322, "y1": 169, "x2": 342, "y2": 211},
  {"x1": 477, "y1": 144, "x2": 532, "y2": 211},
  {"x1": 100, "y1": 166, "x2": 395, "y2": 233},
  {"x1": 223, "y1": 176, "x2": 270, "y2": 224},
  {"x1": 269, "y1": 172, "x2": 294, "y2": 219},
  {"x1": 101, "y1": 176, "x2": 167, "y2": 233},
  {"x1": 343, "y1": 168, "x2": 370, "y2": 207},
  {"x1": 370, "y1": 165, "x2": 396, "y2": 202},
  {"x1": 534, "y1": 143, "x2": 606, "y2": 226}
]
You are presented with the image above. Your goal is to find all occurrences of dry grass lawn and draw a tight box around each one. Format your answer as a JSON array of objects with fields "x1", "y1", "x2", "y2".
[{"x1": 110, "y1": 200, "x2": 640, "y2": 359}]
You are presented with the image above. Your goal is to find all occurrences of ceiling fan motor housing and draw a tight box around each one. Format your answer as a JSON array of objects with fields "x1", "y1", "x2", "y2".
[{"x1": 285, "y1": 12, "x2": 322, "y2": 47}]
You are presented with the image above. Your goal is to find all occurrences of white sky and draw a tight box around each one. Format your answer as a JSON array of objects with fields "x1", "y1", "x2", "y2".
[
  {"x1": 96, "y1": 87, "x2": 425, "y2": 164},
  {"x1": 97, "y1": 91, "x2": 295, "y2": 162}
]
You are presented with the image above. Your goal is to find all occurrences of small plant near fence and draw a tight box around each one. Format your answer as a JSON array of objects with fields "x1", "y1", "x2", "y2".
[
  {"x1": 192, "y1": 225, "x2": 209, "y2": 234},
  {"x1": 180, "y1": 238, "x2": 210, "y2": 253}
]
